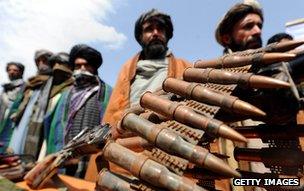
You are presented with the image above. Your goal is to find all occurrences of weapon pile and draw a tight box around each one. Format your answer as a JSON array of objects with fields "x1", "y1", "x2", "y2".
[{"x1": 25, "y1": 40, "x2": 304, "y2": 191}]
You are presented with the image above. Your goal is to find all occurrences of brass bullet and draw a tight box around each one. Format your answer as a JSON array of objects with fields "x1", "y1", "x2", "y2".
[
  {"x1": 122, "y1": 113, "x2": 241, "y2": 178},
  {"x1": 163, "y1": 78, "x2": 266, "y2": 117},
  {"x1": 194, "y1": 52, "x2": 295, "y2": 69},
  {"x1": 183, "y1": 68, "x2": 290, "y2": 89},
  {"x1": 140, "y1": 92, "x2": 247, "y2": 142}
]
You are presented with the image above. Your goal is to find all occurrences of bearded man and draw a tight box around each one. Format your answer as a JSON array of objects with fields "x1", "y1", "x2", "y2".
[
  {"x1": 8, "y1": 49, "x2": 53, "y2": 158},
  {"x1": 214, "y1": 1, "x2": 270, "y2": 191},
  {"x1": 215, "y1": 0, "x2": 263, "y2": 54},
  {"x1": 0, "y1": 62, "x2": 25, "y2": 152},
  {"x1": 85, "y1": 8, "x2": 192, "y2": 181}
]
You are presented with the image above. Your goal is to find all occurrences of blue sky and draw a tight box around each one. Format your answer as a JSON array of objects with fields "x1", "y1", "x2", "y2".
[{"x1": 0, "y1": 0, "x2": 304, "y2": 87}]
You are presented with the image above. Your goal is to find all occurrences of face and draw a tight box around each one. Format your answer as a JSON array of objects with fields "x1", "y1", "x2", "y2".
[
  {"x1": 36, "y1": 56, "x2": 48, "y2": 67},
  {"x1": 279, "y1": 38, "x2": 292, "y2": 43},
  {"x1": 141, "y1": 20, "x2": 167, "y2": 46},
  {"x1": 226, "y1": 13, "x2": 263, "y2": 51},
  {"x1": 140, "y1": 20, "x2": 168, "y2": 59},
  {"x1": 7, "y1": 65, "x2": 22, "y2": 81},
  {"x1": 74, "y1": 58, "x2": 96, "y2": 74},
  {"x1": 35, "y1": 56, "x2": 53, "y2": 74}
]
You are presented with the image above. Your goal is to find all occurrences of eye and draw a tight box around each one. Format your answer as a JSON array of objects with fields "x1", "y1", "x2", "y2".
[
  {"x1": 243, "y1": 22, "x2": 254, "y2": 30},
  {"x1": 143, "y1": 25, "x2": 153, "y2": 33}
]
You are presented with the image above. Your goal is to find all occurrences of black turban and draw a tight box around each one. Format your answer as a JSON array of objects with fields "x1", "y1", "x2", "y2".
[
  {"x1": 69, "y1": 44, "x2": 102, "y2": 69},
  {"x1": 134, "y1": 9, "x2": 173, "y2": 45}
]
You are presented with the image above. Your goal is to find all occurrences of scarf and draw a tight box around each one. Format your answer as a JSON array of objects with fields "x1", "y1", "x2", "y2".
[
  {"x1": 11, "y1": 75, "x2": 50, "y2": 124},
  {"x1": 0, "y1": 79, "x2": 24, "y2": 153},
  {"x1": 23, "y1": 77, "x2": 53, "y2": 159},
  {"x1": 65, "y1": 78, "x2": 111, "y2": 143},
  {"x1": 130, "y1": 57, "x2": 168, "y2": 105}
]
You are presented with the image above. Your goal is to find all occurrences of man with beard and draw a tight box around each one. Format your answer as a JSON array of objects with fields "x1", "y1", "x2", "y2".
[
  {"x1": 85, "y1": 8, "x2": 191, "y2": 181},
  {"x1": 215, "y1": 0, "x2": 263, "y2": 54},
  {"x1": 8, "y1": 49, "x2": 53, "y2": 158},
  {"x1": 214, "y1": 1, "x2": 268, "y2": 191},
  {"x1": 59, "y1": 44, "x2": 111, "y2": 178},
  {"x1": 0, "y1": 62, "x2": 25, "y2": 152}
]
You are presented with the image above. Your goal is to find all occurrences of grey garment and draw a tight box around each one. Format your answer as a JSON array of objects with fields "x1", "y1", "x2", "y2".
[
  {"x1": 0, "y1": 79, "x2": 24, "y2": 106},
  {"x1": 9, "y1": 90, "x2": 41, "y2": 154},
  {"x1": 0, "y1": 79, "x2": 24, "y2": 122},
  {"x1": 130, "y1": 57, "x2": 168, "y2": 105},
  {"x1": 66, "y1": 89, "x2": 101, "y2": 143}
]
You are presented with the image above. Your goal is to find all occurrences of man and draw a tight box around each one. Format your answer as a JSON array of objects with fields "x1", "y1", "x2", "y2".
[
  {"x1": 103, "y1": 8, "x2": 191, "y2": 130},
  {"x1": 62, "y1": 44, "x2": 111, "y2": 177},
  {"x1": 215, "y1": 1, "x2": 268, "y2": 191},
  {"x1": 0, "y1": 62, "x2": 25, "y2": 152},
  {"x1": 8, "y1": 49, "x2": 53, "y2": 159},
  {"x1": 215, "y1": 0, "x2": 263, "y2": 54},
  {"x1": 267, "y1": 32, "x2": 293, "y2": 45},
  {"x1": 41, "y1": 52, "x2": 74, "y2": 157},
  {"x1": 85, "y1": 8, "x2": 191, "y2": 181}
]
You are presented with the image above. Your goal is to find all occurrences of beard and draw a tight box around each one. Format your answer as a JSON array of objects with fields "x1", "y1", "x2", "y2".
[
  {"x1": 230, "y1": 36, "x2": 262, "y2": 52},
  {"x1": 8, "y1": 74, "x2": 22, "y2": 81},
  {"x1": 142, "y1": 39, "x2": 168, "y2": 59}
]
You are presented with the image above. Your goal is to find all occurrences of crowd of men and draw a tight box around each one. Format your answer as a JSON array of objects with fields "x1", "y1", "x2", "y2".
[{"x1": 0, "y1": 0, "x2": 297, "y2": 190}]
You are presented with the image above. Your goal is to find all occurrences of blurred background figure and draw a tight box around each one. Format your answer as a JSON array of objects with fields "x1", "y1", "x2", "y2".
[
  {"x1": 267, "y1": 32, "x2": 293, "y2": 45},
  {"x1": 0, "y1": 62, "x2": 25, "y2": 152}
]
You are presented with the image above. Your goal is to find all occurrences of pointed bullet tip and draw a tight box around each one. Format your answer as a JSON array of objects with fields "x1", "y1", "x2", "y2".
[
  {"x1": 233, "y1": 100, "x2": 266, "y2": 117},
  {"x1": 205, "y1": 153, "x2": 242, "y2": 178},
  {"x1": 218, "y1": 124, "x2": 248, "y2": 143}
]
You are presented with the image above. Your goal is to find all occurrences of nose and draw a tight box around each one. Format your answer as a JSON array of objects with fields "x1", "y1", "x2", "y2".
[
  {"x1": 79, "y1": 65, "x2": 87, "y2": 71},
  {"x1": 252, "y1": 25, "x2": 261, "y2": 36},
  {"x1": 152, "y1": 28, "x2": 160, "y2": 36}
]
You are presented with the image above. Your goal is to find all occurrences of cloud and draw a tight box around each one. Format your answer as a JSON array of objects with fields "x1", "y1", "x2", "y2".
[{"x1": 0, "y1": 0, "x2": 126, "y2": 85}]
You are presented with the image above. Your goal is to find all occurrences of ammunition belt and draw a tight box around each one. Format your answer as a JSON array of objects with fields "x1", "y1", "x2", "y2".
[
  {"x1": 201, "y1": 83, "x2": 235, "y2": 95},
  {"x1": 145, "y1": 148, "x2": 188, "y2": 175},
  {"x1": 223, "y1": 65, "x2": 251, "y2": 73},
  {"x1": 184, "y1": 99, "x2": 219, "y2": 118},
  {"x1": 130, "y1": 181, "x2": 157, "y2": 191},
  {"x1": 164, "y1": 120, "x2": 203, "y2": 145}
]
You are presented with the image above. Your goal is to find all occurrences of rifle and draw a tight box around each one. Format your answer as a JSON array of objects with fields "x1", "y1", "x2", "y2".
[
  {"x1": 234, "y1": 124, "x2": 304, "y2": 139},
  {"x1": 24, "y1": 124, "x2": 111, "y2": 189},
  {"x1": 234, "y1": 147, "x2": 304, "y2": 168}
]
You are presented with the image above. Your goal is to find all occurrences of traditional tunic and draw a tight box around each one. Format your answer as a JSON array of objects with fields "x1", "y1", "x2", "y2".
[
  {"x1": 0, "y1": 79, "x2": 24, "y2": 153},
  {"x1": 85, "y1": 52, "x2": 191, "y2": 181}
]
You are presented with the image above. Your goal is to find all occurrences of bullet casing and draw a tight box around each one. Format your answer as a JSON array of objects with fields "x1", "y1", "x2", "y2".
[{"x1": 103, "y1": 142, "x2": 206, "y2": 191}]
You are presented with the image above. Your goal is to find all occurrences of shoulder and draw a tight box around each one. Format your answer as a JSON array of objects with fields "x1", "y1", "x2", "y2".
[{"x1": 170, "y1": 55, "x2": 192, "y2": 67}]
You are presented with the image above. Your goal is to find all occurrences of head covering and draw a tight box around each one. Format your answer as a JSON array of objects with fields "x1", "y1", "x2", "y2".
[
  {"x1": 134, "y1": 8, "x2": 173, "y2": 45},
  {"x1": 215, "y1": 0, "x2": 263, "y2": 46},
  {"x1": 267, "y1": 32, "x2": 293, "y2": 45},
  {"x1": 6, "y1": 62, "x2": 25, "y2": 75},
  {"x1": 49, "y1": 52, "x2": 70, "y2": 67},
  {"x1": 34, "y1": 49, "x2": 53, "y2": 65},
  {"x1": 69, "y1": 44, "x2": 102, "y2": 69}
]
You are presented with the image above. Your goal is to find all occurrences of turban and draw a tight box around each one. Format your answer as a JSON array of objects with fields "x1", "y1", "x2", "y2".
[
  {"x1": 69, "y1": 44, "x2": 102, "y2": 69},
  {"x1": 34, "y1": 49, "x2": 53, "y2": 65},
  {"x1": 215, "y1": 0, "x2": 263, "y2": 46},
  {"x1": 134, "y1": 9, "x2": 173, "y2": 45},
  {"x1": 49, "y1": 52, "x2": 70, "y2": 67}
]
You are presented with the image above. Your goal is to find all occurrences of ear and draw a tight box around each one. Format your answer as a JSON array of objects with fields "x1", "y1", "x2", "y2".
[{"x1": 221, "y1": 34, "x2": 231, "y2": 46}]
